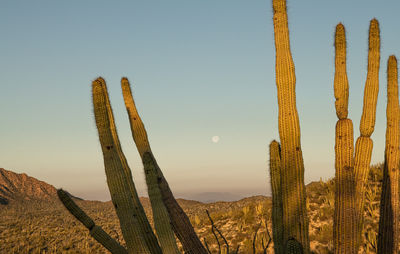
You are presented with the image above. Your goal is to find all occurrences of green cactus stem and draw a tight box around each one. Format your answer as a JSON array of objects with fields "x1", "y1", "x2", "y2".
[
  {"x1": 143, "y1": 152, "x2": 181, "y2": 254},
  {"x1": 57, "y1": 189, "x2": 128, "y2": 254},
  {"x1": 121, "y1": 77, "x2": 208, "y2": 254},
  {"x1": 378, "y1": 55, "x2": 400, "y2": 254},
  {"x1": 269, "y1": 140, "x2": 284, "y2": 254},
  {"x1": 92, "y1": 77, "x2": 162, "y2": 254},
  {"x1": 272, "y1": 0, "x2": 310, "y2": 252}
]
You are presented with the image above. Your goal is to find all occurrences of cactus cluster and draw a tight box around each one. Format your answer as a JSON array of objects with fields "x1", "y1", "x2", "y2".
[
  {"x1": 58, "y1": 77, "x2": 207, "y2": 254},
  {"x1": 269, "y1": 0, "x2": 400, "y2": 253},
  {"x1": 333, "y1": 19, "x2": 380, "y2": 253},
  {"x1": 55, "y1": 0, "x2": 400, "y2": 253}
]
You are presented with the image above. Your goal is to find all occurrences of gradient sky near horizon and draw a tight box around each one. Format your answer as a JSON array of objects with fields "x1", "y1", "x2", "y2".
[{"x1": 1, "y1": 0, "x2": 400, "y2": 201}]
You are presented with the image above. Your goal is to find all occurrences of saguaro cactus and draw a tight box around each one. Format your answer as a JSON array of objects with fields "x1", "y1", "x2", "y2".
[
  {"x1": 92, "y1": 78, "x2": 162, "y2": 254},
  {"x1": 271, "y1": 0, "x2": 310, "y2": 252},
  {"x1": 58, "y1": 76, "x2": 209, "y2": 254},
  {"x1": 377, "y1": 55, "x2": 400, "y2": 254},
  {"x1": 269, "y1": 140, "x2": 284, "y2": 254},
  {"x1": 333, "y1": 23, "x2": 357, "y2": 254},
  {"x1": 121, "y1": 77, "x2": 208, "y2": 254},
  {"x1": 333, "y1": 20, "x2": 380, "y2": 253},
  {"x1": 353, "y1": 19, "x2": 380, "y2": 246}
]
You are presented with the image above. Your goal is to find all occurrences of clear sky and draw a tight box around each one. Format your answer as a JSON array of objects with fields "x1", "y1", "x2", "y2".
[{"x1": 1, "y1": 0, "x2": 400, "y2": 201}]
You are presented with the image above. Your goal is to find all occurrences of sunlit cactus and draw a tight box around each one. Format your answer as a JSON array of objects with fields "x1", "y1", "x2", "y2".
[
  {"x1": 92, "y1": 78, "x2": 161, "y2": 254},
  {"x1": 271, "y1": 0, "x2": 310, "y2": 252},
  {"x1": 121, "y1": 78, "x2": 208, "y2": 254},
  {"x1": 269, "y1": 140, "x2": 284, "y2": 254},
  {"x1": 377, "y1": 55, "x2": 400, "y2": 254},
  {"x1": 353, "y1": 19, "x2": 380, "y2": 247},
  {"x1": 333, "y1": 19, "x2": 381, "y2": 253}
]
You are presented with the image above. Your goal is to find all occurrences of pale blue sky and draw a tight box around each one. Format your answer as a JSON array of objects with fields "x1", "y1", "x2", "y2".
[{"x1": 1, "y1": 1, "x2": 399, "y2": 201}]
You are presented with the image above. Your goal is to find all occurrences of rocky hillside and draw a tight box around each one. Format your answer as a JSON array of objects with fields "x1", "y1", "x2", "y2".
[{"x1": 0, "y1": 168, "x2": 57, "y2": 205}]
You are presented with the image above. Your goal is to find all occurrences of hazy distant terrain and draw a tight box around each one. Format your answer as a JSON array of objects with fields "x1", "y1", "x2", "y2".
[
  {"x1": 0, "y1": 167, "x2": 382, "y2": 253},
  {"x1": 179, "y1": 192, "x2": 245, "y2": 203}
]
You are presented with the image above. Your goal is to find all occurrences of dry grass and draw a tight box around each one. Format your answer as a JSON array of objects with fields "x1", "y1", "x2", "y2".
[{"x1": 0, "y1": 165, "x2": 383, "y2": 253}]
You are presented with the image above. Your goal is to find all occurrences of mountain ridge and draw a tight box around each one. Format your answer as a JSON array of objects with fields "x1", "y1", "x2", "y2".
[{"x1": 0, "y1": 168, "x2": 57, "y2": 204}]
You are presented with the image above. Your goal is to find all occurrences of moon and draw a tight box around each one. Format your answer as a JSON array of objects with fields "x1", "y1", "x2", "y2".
[{"x1": 212, "y1": 136, "x2": 220, "y2": 143}]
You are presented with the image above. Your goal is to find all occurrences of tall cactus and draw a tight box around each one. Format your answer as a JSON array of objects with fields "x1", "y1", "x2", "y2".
[
  {"x1": 333, "y1": 23, "x2": 357, "y2": 254},
  {"x1": 269, "y1": 140, "x2": 284, "y2": 254},
  {"x1": 377, "y1": 55, "x2": 400, "y2": 254},
  {"x1": 333, "y1": 20, "x2": 380, "y2": 253},
  {"x1": 353, "y1": 19, "x2": 380, "y2": 246},
  {"x1": 58, "y1": 77, "x2": 165, "y2": 254},
  {"x1": 92, "y1": 77, "x2": 162, "y2": 254},
  {"x1": 121, "y1": 77, "x2": 180, "y2": 254},
  {"x1": 121, "y1": 78, "x2": 208, "y2": 254},
  {"x1": 271, "y1": 0, "x2": 309, "y2": 252}
]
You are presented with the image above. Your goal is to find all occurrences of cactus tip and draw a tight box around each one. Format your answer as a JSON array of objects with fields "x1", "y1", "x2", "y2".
[
  {"x1": 334, "y1": 23, "x2": 346, "y2": 49},
  {"x1": 92, "y1": 77, "x2": 106, "y2": 89},
  {"x1": 370, "y1": 18, "x2": 379, "y2": 26},
  {"x1": 389, "y1": 55, "x2": 397, "y2": 63}
]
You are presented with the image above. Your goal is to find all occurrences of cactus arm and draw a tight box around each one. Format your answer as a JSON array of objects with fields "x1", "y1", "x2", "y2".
[
  {"x1": 334, "y1": 23, "x2": 349, "y2": 120},
  {"x1": 272, "y1": 0, "x2": 310, "y2": 252},
  {"x1": 92, "y1": 77, "x2": 162, "y2": 254},
  {"x1": 121, "y1": 78, "x2": 207, "y2": 254},
  {"x1": 143, "y1": 152, "x2": 181, "y2": 254},
  {"x1": 57, "y1": 189, "x2": 128, "y2": 254},
  {"x1": 353, "y1": 137, "x2": 373, "y2": 230},
  {"x1": 120, "y1": 77, "x2": 151, "y2": 157},
  {"x1": 353, "y1": 19, "x2": 380, "y2": 248},
  {"x1": 269, "y1": 140, "x2": 284, "y2": 254},
  {"x1": 377, "y1": 55, "x2": 400, "y2": 254},
  {"x1": 358, "y1": 19, "x2": 380, "y2": 137}
]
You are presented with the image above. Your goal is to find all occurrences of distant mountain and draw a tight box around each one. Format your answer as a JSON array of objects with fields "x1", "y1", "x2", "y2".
[
  {"x1": 0, "y1": 168, "x2": 254, "y2": 206},
  {"x1": 178, "y1": 192, "x2": 245, "y2": 203},
  {"x1": 0, "y1": 168, "x2": 57, "y2": 205}
]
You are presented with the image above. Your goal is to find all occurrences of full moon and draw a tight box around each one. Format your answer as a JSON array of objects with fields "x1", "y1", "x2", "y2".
[{"x1": 212, "y1": 136, "x2": 220, "y2": 143}]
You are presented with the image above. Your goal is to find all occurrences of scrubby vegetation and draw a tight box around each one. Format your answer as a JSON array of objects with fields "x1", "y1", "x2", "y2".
[{"x1": 0, "y1": 164, "x2": 384, "y2": 253}]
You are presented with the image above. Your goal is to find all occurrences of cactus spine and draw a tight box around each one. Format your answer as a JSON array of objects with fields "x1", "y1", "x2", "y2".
[
  {"x1": 333, "y1": 20, "x2": 380, "y2": 253},
  {"x1": 271, "y1": 0, "x2": 309, "y2": 252},
  {"x1": 92, "y1": 77, "x2": 162, "y2": 254},
  {"x1": 377, "y1": 55, "x2": 400, "y2": 253},
  {"x1": 57, "y1": 189, "x2": 128, "y2": 254},
  {"x1": 121, "y1": 78, "x2": 208, "y2": 254},
  {"x1": 269, "y1": 140, "x2": 284, "y2": 254}
]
